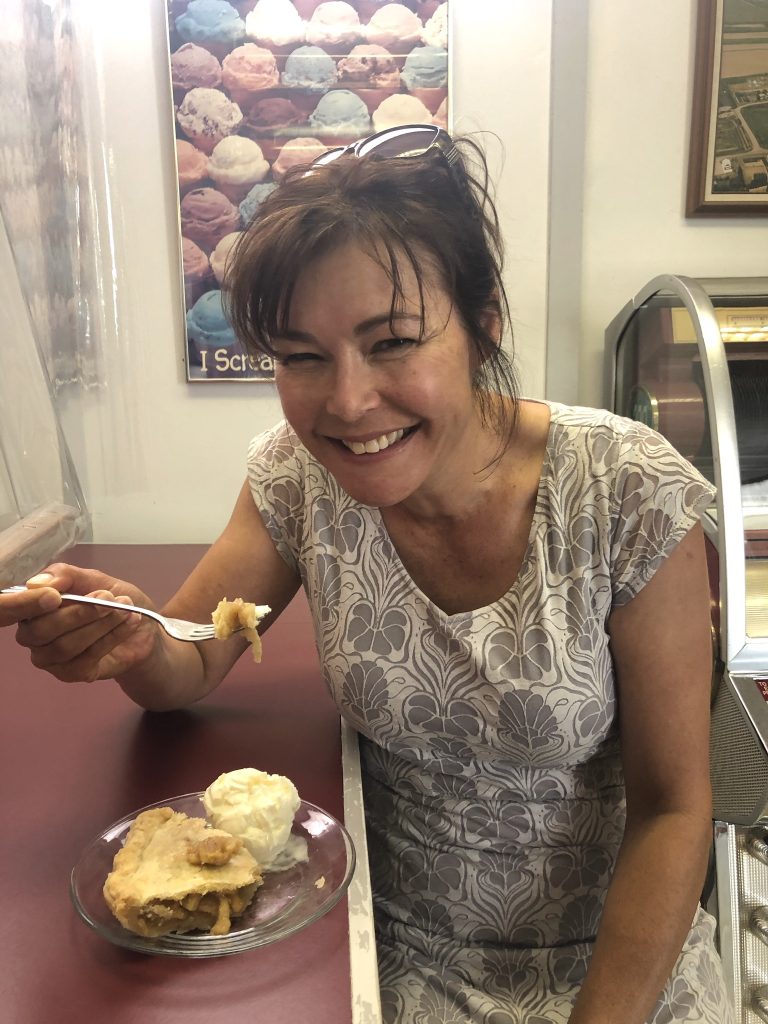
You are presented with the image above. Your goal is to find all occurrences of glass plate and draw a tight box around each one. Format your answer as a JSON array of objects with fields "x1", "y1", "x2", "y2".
[{"x1": 70, "y1": 792, "x2": 355, "y2": 957}]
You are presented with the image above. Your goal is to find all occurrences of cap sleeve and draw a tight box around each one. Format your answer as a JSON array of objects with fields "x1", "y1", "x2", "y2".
[
  {"x1": 610, "y1": 422, "x2": 716, "y2": 606},
  {"x1": 246, "y1": 421, "x2": 307, "y2": 576}
]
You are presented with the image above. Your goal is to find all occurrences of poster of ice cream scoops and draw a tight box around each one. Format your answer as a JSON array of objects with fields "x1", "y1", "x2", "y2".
[{"x1": 167, "y1": 0, "x2": 450, "y2": 382}]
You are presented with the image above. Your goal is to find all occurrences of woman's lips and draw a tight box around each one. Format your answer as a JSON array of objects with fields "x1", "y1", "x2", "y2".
[{"x1": 330, "y1": 424, "x2": 419, "y2": 456}]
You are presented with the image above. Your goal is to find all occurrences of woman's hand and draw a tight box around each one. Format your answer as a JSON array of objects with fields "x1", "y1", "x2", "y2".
[
  {"x1": 3, "y1": 563, "x2": 160, "y2": 683},
  {"x1": 1, "y1": 479, "x2": 301, "y2": 708}
]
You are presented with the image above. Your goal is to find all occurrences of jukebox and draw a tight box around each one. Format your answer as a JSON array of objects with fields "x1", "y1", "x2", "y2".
[{"x1": 605, "y1": 275, "x2": 768, "y2": 1022}]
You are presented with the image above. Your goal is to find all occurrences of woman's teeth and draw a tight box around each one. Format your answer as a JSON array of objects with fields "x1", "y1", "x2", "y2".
[{"x1": 342, "y1": 428, "x2": 405, "y2": 456}]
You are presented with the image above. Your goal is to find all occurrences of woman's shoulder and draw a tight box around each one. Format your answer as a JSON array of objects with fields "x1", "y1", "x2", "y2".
[
  {"x1": 540, "y1": 400, "x2": 683, "y2": 466},
  {"x1": 540, "y1": 400, "x2": 715, "y2": 507},
  {"x1": 248, "y1": 419, "x2": 299, "y2": 462},
  {"x1": 246, "y1": 420, "x2": 340, "y2": 501},
  {"x1": 544, "y1": 400, "x2": 654, "y2": 441},
  {"x1": 247, "y1": 420, "x2": 323, "y2": 477}
]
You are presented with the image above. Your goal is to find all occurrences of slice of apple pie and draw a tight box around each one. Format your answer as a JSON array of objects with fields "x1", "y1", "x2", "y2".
[{"x1": 103, "y1": 806, "x2": 263, "y2": 937}]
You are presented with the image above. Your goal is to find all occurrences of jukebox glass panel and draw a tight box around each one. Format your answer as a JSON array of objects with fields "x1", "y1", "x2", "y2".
[
  {"x1": 613, "y1": 291, "x2": 713, "y2": 484},
  {"x1": 707, "y1": 291, "x2": 768, "y2": 641},
  {"x1": 613, "y1": 285, "x2": 768, "y2": 642}
]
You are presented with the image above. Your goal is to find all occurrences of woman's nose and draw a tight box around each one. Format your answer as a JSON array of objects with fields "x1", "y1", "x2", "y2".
[{"x1": 324, "y1": 358, "x2": 380, "y2": 423}]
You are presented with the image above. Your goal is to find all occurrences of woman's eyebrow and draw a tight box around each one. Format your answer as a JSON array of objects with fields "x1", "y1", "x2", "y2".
[
  {"x1": 275, "y1": 313, "x2": 423, "y2": 343},
  {"x1": 272, "y1": 329, "x2": 318, "y2": 344},
  {"x1": 353, "y1": 312, "x2": 423, "y2": 336}
]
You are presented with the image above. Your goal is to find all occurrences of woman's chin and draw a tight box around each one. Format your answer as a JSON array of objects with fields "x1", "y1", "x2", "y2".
[{"x1": 335, "y1": 475, "x2": 417, "y2": 509}]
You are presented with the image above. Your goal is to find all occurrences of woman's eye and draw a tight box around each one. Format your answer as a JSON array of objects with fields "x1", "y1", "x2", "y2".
[
  {"x1": 373, "y1": 337, "x2": 416, "y2": 356},
  {"x1": 276, "y1": 352, "x2": 320, "y2": 366}
]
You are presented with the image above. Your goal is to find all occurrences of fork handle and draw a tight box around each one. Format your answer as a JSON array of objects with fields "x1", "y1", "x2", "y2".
[
  {"x1": 62, "y1": 592, "x2": 154, "y2": 615},
  {"x1": 2, "y1": 586, "x2": 155, "y2": 619}
]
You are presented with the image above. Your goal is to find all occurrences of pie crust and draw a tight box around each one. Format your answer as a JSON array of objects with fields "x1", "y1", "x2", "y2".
[{"x1": 103, "y1": 806, "x2": 263, "y2": 937}]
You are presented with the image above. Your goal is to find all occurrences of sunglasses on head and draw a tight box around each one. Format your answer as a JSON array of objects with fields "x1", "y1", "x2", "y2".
[
  {"x1": 311, "y1": 123, "x2": 461, "y2": 168},
  {"x1": 310, "y1": 123, "x2": 477, "y2": 216}
]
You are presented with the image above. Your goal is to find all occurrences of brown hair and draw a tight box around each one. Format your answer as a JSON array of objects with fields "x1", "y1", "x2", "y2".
[{"x1": 225, "y1": 134, "x2": 519, "y2": 447}]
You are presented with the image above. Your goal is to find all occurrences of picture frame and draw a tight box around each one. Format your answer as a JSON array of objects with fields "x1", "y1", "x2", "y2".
[{"x1": 686, "y1": 0, "x2": 768, "y2": 216}]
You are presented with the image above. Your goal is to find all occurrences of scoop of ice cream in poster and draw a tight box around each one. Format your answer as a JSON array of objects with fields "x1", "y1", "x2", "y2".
[{"x1": 168, "y1": 0, "x2": 450, "y2": 381}]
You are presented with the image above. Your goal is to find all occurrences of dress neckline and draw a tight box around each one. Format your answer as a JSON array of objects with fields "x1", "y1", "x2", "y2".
[{"x1": 372, "y1": 400, "x2": 558, "y2": 622}]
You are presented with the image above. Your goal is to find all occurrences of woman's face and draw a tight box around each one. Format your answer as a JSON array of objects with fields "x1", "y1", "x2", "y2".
[{"x1": 272, "y1": 241, "x2": 495, "y2": 512}]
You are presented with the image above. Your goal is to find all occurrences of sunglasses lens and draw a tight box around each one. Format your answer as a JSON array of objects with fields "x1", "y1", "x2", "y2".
[{"x1": 357, "y1": 126, "x2": 440, "y2": 160}]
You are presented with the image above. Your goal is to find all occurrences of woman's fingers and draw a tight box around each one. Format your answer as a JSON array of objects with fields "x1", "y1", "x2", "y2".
[
  {"x1": 0, "y1": 585, "x2": 62, "y2": 627},
  {"x1": 28, "y1": 564, "x2": 131, "y2": 600},
  {"x1": 4, "y1": 565, "x2": 159, "y2": 684},
  {"x1": 19, "y1": 591, "x2": 141, "y2": 664},
  {"x1": 0, "y1": 563, "x2": 126, "y2": 629},
  {"x1": 25, "y1": 571, "x2": 59, "y2": 589},
  {"x1": 41, "y1": 617, "x2": 149, "y2": 683},
  {"x1": 26, "y1": 603, "x2": 153, "y2": 683}
]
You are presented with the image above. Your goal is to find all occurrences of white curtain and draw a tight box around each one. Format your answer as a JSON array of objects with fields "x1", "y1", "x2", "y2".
[
  {"x1": 0, "y1": 0, "x2": 101, "y2": 391},
  {"x1": 0, "y1": 0, "x2": 92, "y2": 584}
]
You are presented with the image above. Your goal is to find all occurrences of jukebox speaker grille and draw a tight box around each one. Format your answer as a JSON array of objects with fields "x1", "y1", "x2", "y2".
[{"x1": 711, "y1": 681, "x2": 768, "y2": 823}]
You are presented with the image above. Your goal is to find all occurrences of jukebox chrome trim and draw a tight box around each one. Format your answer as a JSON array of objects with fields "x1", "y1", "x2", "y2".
[
  {"x1": 714, "y1": 821, "x2": 740, "y2": 1015},
  {"x1": 604, "y1": 274, "x2": 746, "y2": 668}
]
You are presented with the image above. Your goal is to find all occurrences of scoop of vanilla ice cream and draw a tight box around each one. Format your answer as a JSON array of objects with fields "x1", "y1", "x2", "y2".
[{"x1": 203, "y1": 768, "x2": 302, "y2": 869}]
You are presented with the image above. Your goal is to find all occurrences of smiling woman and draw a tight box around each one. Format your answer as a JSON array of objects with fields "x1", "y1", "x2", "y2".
[
  {"x1": 225, "y1": 125, "x2": 520, "y2": 463},
  {"x1": 0, "y1": 126, "x2": 733, "y2": 1024}
]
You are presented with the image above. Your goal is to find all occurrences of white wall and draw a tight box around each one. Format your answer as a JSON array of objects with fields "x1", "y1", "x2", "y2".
[
  {"x1": 59, "y1": 0, "x2": 766, "y2": 543},
  {"x1": 450, "y1": 0, "x2": 552, "y2": 399},
  {"x1": 574, "y1": 0, "x2": 767, "y2": 409},
  {"x1": 62, "y1": 0, "x2": 553, "y2": 543},
  {"x1": 64, "y1": 0, "x2": 285, "y2": 545}
]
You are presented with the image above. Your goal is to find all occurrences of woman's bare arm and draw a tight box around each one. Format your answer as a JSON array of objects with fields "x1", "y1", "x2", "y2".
[
  {"x1": 7, "y1": 481, "x2": 300, "y2": 711},
  {"x1": 569, "y1": 521, "x2": 714, "y2": 1024},
  {"x1": 117, "y1": 479, "x2": 301, "y2": 710}
]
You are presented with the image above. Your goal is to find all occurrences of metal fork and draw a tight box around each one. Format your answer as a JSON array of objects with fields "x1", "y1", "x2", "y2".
[{"x1": 1, "y1": 586, "x2": 217, "y2": 642}]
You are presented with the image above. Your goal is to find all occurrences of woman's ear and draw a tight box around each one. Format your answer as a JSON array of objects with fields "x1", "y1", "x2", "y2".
[
  {"x1": 479, "y1": 293, "x2": 502, "y2": 350},
  {"x1": 469, "y1": 298, "x2": 502, "y2": 381}
]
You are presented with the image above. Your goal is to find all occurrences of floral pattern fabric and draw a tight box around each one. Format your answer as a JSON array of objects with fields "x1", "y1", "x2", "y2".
[{"x1": 247, "y1": 402, "x2": 733, "y2": 1024}]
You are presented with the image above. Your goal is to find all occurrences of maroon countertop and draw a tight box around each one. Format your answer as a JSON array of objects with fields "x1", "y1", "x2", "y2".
[{"x1": 0, "y1": 545, "x2": 351, "y2": 1024}]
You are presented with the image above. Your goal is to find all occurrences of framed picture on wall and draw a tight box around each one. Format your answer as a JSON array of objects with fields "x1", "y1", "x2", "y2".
[
  {"x1": 686, "y1": 0, "x2": 768, "y2": 216},
  {"x1": 166, "y1": 0, "x2": 450, "y2": 382}
]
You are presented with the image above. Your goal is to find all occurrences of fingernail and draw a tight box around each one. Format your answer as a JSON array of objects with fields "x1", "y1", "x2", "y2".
[{"x1": 27, "y1": 572, "x2": 54, "y2": 586}]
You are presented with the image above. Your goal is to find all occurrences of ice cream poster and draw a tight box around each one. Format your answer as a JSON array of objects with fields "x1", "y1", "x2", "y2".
[{"x1": 168, "y1": 0, "x2": 450, "y2": 382}]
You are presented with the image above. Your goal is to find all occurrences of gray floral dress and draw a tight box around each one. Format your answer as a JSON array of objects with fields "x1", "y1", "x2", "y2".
[{"x1": 247, "y1": 402, "x2": 733, "y2": 1024}]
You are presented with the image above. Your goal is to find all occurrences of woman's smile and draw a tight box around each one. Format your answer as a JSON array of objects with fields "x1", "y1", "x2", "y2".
[{"x1": 331, "y1": 425, "x2": 419, "y2": 456}]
